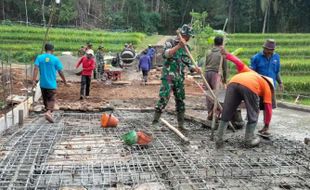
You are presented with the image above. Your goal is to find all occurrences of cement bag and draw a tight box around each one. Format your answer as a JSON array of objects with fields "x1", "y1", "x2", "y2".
[{"x1": 34, "y1": 82, "x2": 42, "y2": 102}]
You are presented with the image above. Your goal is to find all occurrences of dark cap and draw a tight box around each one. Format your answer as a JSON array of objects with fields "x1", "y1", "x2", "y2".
[
  {"x1": 214, "y1": 36, "x2": 224, "y2": 46},
  {"x1": 45, "y1": 43, "x2": 54, "y2": 51},
  {"x1": 179, "y1": 24, "x2": 194, "y2": 37},
  {"x1": 98, "y1": 45, "x2": 103, "y2": 49},
  {"x1": 263, "y1": 39, "x2": 276, "y2": 50}
]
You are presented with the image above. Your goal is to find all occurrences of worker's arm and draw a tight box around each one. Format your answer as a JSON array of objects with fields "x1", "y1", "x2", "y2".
[
  {"x1": 148, "y1": 57, "x2": 152, "y2": 71},
  {"x1": 222, "y1": 58, "x2": 227, "y2": 84},
  {"x1": 224, "y1": 52, "x2": 251, "y2": 73},
  {"x1": 164, "y1": 42, "x2": 183, "y2": 58},
  {"x1": 55, "y1": 58, "x2": 68, "y2": 86},
  {"x1": 249, "y1": 55, "x2": 258, "y2": 71},
  {"x1": 76, "y1": 57, "x2": 83, "y2": 68},
  {"x1": 263, "y1": 103, "x2": 272, "y2": 127},
  {"x1": 32, "y1": 65, "x2": 39, "y2": 87},
  {"x1": 276, "y1": 57, "x2": 283, "y2": 91},
  {"x1": 276, "y1": 74, "x2": 284, "y2": 91},
  {"x1": 58, "y1": 70, "x2": 67, "y2": 85}
]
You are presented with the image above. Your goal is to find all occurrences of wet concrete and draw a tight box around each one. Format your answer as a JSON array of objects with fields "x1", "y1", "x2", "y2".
[
  {"x1": 0, "y1": 111, "x2": 309, "y2": 189},
  {"x1": 258, "y1": 108, "x2": 310, "y2": 142}
]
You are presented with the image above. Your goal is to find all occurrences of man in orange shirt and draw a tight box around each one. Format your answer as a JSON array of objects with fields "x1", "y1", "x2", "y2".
[{"x1": 216, "y1": 49, "x2": 275, "y2": 148}]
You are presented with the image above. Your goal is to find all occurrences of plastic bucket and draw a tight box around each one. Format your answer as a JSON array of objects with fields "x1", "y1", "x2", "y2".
[
  {"x1": 101, "y1": 113, "x2": 119, "y2": 128},
  {"x1": 137, "y1": 131, "x2": 153, "y2": 145},
  {"x1": 121, "y1": 130, "x2": 137, "y2": 145}
]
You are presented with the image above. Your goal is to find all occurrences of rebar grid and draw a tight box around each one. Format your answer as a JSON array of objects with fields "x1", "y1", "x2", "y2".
[{"x1": 0, "y1": 111, "x2": 309, "y2": 189}]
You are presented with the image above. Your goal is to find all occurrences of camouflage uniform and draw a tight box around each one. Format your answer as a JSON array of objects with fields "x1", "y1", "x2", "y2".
[
  {"x1": 78, "y1": 46, "x2": 86, "y2": 57},
  {"x1": 155, "y1": 38, "x2": 195, "y2": 113},
  {"x1": 95, "y1": 49, "x2": 105, "y2": 78},
  {"x1": 152, "y1": 24, "x2": 195, "y2": 130}
]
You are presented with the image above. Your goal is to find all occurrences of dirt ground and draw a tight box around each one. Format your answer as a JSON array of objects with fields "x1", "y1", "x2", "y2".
[
  {"x1": 0, "y1": 67, "x2": 32, "y2": 116},
  {"x1": 57, "y1": 65, "x2": 204, "y2": 111}
]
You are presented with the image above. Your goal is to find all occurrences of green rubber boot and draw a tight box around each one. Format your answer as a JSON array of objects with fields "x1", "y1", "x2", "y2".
[
  {"x1": 245, "y1": 123, "x2": 260, "y2": 147},
  {"x1": 177, "y1": 111, "x2": 189, "y2": 130},
  {"x1": 215, "y1": 121, "x2": 229, "y2": 149},
  {"x1": 152, "y1": 110, "x2": 162, "y2": 128},
  {"x1": 232, "y1": 109, "x2": 245, "y2": 130}
]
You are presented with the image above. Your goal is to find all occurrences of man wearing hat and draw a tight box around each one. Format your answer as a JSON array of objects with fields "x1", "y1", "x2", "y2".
[
  {"x1": 152, "y1": 24, "x2": 201, "y2": 130},
  {"x1": 216, "y1": 49, "x2": 275, "y2": 148},
  {"x1": 76, "y1": 49, "x2": 96, "y2": 100},
  {"x1": 250, "y1": 39, "x2": 282, "y2": 135},
  {"x1": 95, "y1": 45, "x2": 105, "y2": 79}
]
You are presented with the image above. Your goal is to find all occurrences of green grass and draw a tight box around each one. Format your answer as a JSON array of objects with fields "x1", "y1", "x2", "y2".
[
  {"x1": 195, "y1": 33, "x2": 310, "y2": 98},
  {"x1": 0, "y1": 25, "x2": 147, "y2": 63},
  {"x1": 135, "y1": 35, "x2": 164, "y2": 52}
]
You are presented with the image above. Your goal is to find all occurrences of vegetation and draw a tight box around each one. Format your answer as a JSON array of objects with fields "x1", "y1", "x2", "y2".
[
  {"x1": 222, "y1": 33, "x2": 310, "y2": 100},
  {"x1": 1, "y1": 0, "x2": 310, "y2": 34},
  {"x1": 0, "y1": 25, "x2": 145, "y2": 62}
]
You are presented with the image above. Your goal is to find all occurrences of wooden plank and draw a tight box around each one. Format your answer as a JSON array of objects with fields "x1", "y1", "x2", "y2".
[{"x1": 112, "y1": 81, "x2": 131, "y2": 85}]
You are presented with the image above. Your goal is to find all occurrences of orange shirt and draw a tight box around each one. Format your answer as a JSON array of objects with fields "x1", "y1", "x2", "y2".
[{"x1": 229, "y1": 65, "x2": 272, "y2": 104}]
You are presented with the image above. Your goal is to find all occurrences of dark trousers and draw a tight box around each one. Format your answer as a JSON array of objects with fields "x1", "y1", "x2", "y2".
[
  {"x1": 41, "y1": 88, "x2": 56, "y2": 111},
  {"x1": 142, "y1": 70, "x2": 149, "y2": 82},
  {"x1": 80, "y1": 75, "x2": 91, "y2": 96},
  {"x1": 205, "y1": 71, "x2": 221, "y2": 113},
  {"x1": 221, "y1": 83, "x2": 259, "y2": 124}
]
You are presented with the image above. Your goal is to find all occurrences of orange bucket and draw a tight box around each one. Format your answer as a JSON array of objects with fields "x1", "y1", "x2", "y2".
[
  {"x1": 101, "y1": 113, "x2": 119, "y2": 128},
  {"x1": 137, "y1": 131, "x2": 153, "y2": 145}
]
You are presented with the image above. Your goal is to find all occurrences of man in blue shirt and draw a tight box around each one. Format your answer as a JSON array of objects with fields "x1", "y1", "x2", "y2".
[
  {"x1": 146, "y1": 44, "x2": 156, "y2": 68},
  {"x1": 33, "y1": 43, "x2": 68, "y2": 123},
  {"x1": 250, "y1": 39, "x2": 283, "y2": 90},
  {"x1": 250, "y1": 39, "x2": 283, "y2": 136},
  {"x1": 138, "y1": 50, "x2": 152, "y2": 84}
]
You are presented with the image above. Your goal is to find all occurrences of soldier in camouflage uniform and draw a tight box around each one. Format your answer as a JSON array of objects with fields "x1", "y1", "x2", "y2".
[
  {"x1": 152, "y1": 24, "x2": 200, "y2": 130},
  {"x1": 95, "y1": 45, "x2": 105, "y2": 79}
]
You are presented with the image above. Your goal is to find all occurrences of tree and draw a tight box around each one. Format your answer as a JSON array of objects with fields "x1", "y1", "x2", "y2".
[
  {"x1": 261, "y1": 0, "x2": 278, "y2": 33},
  {"x1": 24, "y1": 0, "x2": 29, "y2": 26}
]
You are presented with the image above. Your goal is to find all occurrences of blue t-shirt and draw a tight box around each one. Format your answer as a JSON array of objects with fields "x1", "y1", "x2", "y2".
[
  {"x1": 147, "y1": 48, "x2": 155, "y2": 58},
  {"x1": 34, "y1": 53, "x2": 63, "y2": 89},
  {"x1": 250, "y1": 52, "x2": 281, "y2": 87}
]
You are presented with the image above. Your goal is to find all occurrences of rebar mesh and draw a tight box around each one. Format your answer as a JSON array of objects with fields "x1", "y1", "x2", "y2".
[{"x1": 0, "y1": 111, "x2": 309, "y2": 189}]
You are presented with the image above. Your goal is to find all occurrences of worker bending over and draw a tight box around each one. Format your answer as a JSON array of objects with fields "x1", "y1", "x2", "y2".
[{"x1": 216, "y1": 49, "x2": 275, "y2": 148}]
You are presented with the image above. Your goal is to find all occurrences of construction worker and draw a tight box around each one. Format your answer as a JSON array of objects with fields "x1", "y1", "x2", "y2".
[
  {"x1": 76, "y1": 49, "x2": 96, "y2": 100},
  {"x1": 138, "y1": 50, "x2": 152, "y2": 84},
  {"x1": 147, "y1": 44, "x2": 156, "y2": 67},
  {"x1": 152, "y1": 24, "x2": 201, "y2": 130},
  {"x1": 216, "y1": 49, "x2": 275, "y2": 148},
  {"x1": 204, "y1": 36, "x2": 244, "y2": 129},
  {"x1": 85, "y1": 42, "x2": 93, "y2": 51},
  {"x1": 250, "y1": 39, "x2": 282, "y2": 135},
  {"x1": 78, "y1": 45, "x2": 86, "y2": 57},
  {"x1": 204, "y1": 36, "x2": 227, "y2": 120},
  {"x1": 32, "y1": 43, "x2": 68, "y2": 123},
  {"x1": 95, "y1": 45, "x2": 105, "y2": 79}
]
